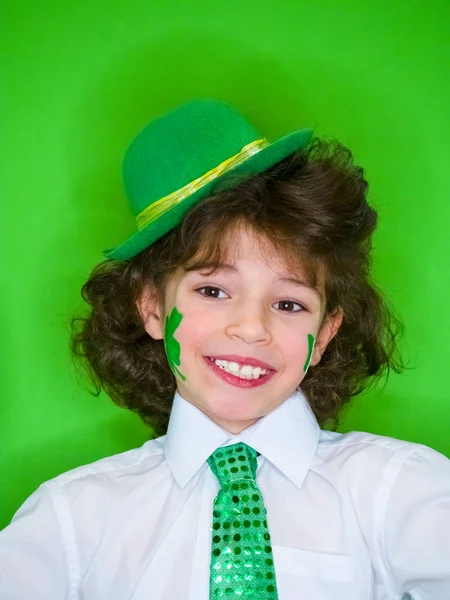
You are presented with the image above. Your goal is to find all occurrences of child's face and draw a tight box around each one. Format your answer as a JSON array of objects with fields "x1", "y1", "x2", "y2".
[{"x1": 138, "y1": 226, "x2": 343, "y2": 434}]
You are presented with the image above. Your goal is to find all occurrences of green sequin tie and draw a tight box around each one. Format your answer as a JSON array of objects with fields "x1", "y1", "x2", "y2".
[{"x1": 207, "y1": 442, "x2": 279, "y2": 599}]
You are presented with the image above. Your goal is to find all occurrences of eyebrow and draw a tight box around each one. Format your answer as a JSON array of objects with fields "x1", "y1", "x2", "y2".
[{"x1": 184, "y1": 262, "x2": 323, "y2": 301}]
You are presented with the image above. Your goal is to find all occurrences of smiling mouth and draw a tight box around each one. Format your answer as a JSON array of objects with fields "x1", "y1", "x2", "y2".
[
  {"x1": 207, "y1": 357, "x2": 272, "y2": 378},
  {"x1": 204, "y1": 356, "x2": 276, "y2": 387},
  {"x1": 205, "y1": 356, "x2": 276, "y2": 372},
  {"x1": 206, "y1": 356, "x2": 274, "y2": 379}
]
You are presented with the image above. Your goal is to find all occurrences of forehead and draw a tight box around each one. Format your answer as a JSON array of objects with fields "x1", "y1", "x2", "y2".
[{"x1": 208, "y1": 223, "x2": 309, "y2": 276}]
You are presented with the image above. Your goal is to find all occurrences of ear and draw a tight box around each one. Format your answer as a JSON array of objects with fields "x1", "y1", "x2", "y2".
[
  {"x1": 310, "y1": 306, "x2": 344, "y2": 367},
  {"x1": 136, "y1": 287, "x2": 165, "y2": 340}
]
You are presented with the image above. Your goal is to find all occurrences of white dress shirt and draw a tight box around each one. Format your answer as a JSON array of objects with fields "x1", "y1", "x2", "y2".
[{"x1": 1, "y1": 388, "x2": 450, "y2": 600}]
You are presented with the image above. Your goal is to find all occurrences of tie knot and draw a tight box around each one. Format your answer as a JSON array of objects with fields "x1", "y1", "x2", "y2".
[{"x1": 207, "y1": 442, "x2": 258, "y2": 489}]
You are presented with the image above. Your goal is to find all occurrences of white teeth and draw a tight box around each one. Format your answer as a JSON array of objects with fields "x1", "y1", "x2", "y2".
[{"x1": 210, "y1": 358, "x2": 269, "y2": 379}]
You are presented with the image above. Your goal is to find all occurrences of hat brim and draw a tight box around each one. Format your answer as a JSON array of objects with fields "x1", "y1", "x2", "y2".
[{"x1": 102, "y1": 127, "x2": 313, "y2": 261}]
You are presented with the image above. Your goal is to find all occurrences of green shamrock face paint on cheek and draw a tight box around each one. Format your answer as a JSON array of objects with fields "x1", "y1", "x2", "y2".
[
  {"x1": 303, "y1": 333, "x2": 315, "y2": 372},
  {"x1": 164, "y1": 306, "x2": 186, "y2": 381}
]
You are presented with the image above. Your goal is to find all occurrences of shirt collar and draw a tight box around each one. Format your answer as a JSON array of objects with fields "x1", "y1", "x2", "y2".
[{"x1": 164, "y1": 387, "x2": 321, "y2": 490}]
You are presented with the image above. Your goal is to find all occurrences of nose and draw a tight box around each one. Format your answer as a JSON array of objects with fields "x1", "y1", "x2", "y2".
[{"x1": 225, "y1": 299, "x2": 272, "y2": 344}]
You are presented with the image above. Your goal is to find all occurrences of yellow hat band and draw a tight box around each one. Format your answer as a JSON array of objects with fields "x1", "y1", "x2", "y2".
[{"x1": 136, "y1": 137, "x2": 270, "y2": 232}]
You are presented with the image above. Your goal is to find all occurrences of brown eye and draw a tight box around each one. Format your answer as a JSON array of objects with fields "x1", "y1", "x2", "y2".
[
  {"x1": 274, "y1": 300, "x2": 304, "y2": 312},
  {"x1": 196, "y1": 286, "x2": 227, "y2": 299}
]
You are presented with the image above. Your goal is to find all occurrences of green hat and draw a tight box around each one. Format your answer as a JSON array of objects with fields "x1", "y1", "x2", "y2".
[{"x1": 102, "y1": 98, "x2": 314, "y2": 260}]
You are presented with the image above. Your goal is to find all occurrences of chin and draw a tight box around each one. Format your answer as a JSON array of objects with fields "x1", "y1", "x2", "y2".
[{"x1": 208, "y1": 401, "x2": 263, "y2": 423}]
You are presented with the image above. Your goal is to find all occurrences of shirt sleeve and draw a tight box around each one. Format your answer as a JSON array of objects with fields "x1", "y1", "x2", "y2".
[
  {"x1": 0, "y1": 483, "x2": 71, "y2": 599},
  {"x1": 383, "y1": 444, "x2": 450, "y2": 599}
]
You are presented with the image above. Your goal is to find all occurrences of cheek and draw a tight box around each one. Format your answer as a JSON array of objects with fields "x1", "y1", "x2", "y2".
[
  {"x1": 172, "y1": 305, "x2": 213, "y2": 354},
  {"x1": 281, "y1": 329, "x2": 315, "y2": 369}
]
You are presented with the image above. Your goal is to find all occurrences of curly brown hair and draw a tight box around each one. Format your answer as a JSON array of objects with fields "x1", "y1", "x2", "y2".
[{"x1": 69, "y1": 136, "x2": 412, "y2": 438}]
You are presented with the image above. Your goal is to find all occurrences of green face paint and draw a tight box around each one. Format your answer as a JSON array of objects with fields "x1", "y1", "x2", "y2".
[
  {"x1": 163, "y1": 306, "x2": 186, "y2": 381},
  {"x1": 303, "y1": 333, "x2": 315, "y2": 372}
]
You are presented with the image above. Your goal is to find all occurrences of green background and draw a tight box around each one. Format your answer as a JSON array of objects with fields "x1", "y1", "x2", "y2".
[{"x1": 2, "y1": 1, "x2": 449, "y2": 530}]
